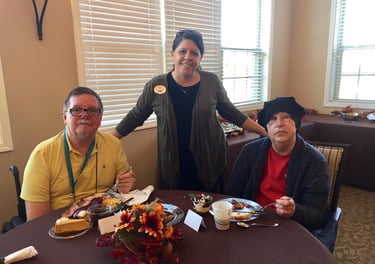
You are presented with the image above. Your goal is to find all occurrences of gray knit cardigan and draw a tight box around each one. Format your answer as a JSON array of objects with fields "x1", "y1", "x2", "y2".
[
  {"x1": 116, "y1": 71, "x2": 248, "y2": 191},
  {"x1": 226, "y1": 134, "x2": 330, "y2": 230}
]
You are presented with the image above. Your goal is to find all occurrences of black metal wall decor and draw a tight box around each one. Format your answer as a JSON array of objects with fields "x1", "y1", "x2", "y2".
[{"x1": 32, "y1": 0, "x2": 48, "y2": 40}]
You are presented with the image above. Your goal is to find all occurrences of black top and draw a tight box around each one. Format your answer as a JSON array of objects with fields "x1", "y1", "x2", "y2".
[{"x1": 167, "y1": 73, "x2": 205, "y2": 191}]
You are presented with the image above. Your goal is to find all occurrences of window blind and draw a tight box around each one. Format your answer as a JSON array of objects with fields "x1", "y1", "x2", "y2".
[{"x1": 73, "y1": 0, "x2": 163, "y2": 128}]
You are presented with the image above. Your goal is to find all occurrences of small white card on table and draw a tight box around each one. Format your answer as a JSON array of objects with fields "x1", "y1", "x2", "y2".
[
  {"x1": 184, "y1": 209, "x2": 206, "y2": 232},
  {"x1": 98, "y1": 213, "x2": 121, "y2": 235}
]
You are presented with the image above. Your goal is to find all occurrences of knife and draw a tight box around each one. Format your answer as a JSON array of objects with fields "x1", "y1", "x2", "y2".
[
  {"x1": 114, "y1": 197, "x2": 134, "y2": 212},
  {"x1": 232, "y1": 209, "x2": 268, "y2": 215}
]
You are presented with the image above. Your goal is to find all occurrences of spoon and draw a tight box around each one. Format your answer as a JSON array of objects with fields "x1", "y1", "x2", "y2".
[{"x1": 237, "y1": 222, "x2": 279, "y2": 228}]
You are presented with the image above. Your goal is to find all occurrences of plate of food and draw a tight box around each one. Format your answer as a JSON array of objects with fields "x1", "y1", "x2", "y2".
[
  {"x1": 210, "y1": 198, "x2": 263, "y2": 222},
  {"x1": 162, "y1": 203, "x2": 185, "y2": 226},
  {"x1": 61, "y1": 192, "x2": 122, "y2": 219},
  {"x1": 48, "y1": 218, "x2": 91, "y2": 240}
]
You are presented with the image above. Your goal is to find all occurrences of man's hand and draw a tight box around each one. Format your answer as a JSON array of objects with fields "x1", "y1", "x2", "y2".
[
  {"x1": 115, "y1": 168, "x2": 136, "y2": 194},
  {"x1": 275, "y1": 196, "x2": 295, "y2": 218}
]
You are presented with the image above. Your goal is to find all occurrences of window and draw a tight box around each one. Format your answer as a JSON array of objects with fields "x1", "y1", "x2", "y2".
[
  {"x1": 221, "y1": 0, "x2": 270, "y2": 107},
  {"x1": 325, "y1": 0, "x2": 375, "y2": 108},
  {"x1": 0, "y1": 56, "x2": 14, "y2": 152},
  {"x1": 72, "y1": 0, "x2": 271, "y2": 129},
  {"x1": 72, "y1": 0, "x2": 164, "y2": 128}
]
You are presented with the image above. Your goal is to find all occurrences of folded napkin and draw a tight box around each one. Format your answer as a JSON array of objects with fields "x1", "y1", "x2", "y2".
[
  {"x1": 120, "y1": 185, "x2": 154, "y2": 205},
  {"x1": 1, "y1": 246, "x2": 38, "y2": 264}
]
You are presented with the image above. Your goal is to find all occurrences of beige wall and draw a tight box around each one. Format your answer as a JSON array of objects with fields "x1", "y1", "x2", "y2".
[
  {"x1": 288, "y1": 0, "x2": 334, "y2": 112},
  {"x1": 268, "y1": 0, "x2": 293, "y2": 98},
  {"x1": 0, "y1": 0, "x2": 335, "y2": 226},
  {"x1": 0, "y1": 0, "x2": 78, "y2": 225}
]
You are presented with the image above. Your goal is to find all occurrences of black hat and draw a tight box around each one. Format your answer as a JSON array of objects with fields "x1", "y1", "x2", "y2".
[{"x1": 258, "y1": 97, "x2": 306, "y2": 130}]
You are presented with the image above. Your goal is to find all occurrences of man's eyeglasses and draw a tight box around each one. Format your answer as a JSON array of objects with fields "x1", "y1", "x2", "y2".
[{"x1": 68, "y1": 108, "x2": 102, "y2": 117}]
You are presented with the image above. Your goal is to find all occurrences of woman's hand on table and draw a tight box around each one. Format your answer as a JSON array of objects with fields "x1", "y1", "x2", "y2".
[{"x1": 275, "y1": 196, "x2": 295, "y2": 218}]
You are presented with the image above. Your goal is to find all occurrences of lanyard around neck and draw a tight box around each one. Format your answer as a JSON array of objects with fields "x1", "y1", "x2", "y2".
[{"x1": 63, "y1": 128, "x2": 95, "y2": 201}]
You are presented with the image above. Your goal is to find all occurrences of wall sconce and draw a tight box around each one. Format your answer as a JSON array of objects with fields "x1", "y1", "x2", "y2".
[{"x1": 32, "y1": 0, "x2": 48, "y2": 41}]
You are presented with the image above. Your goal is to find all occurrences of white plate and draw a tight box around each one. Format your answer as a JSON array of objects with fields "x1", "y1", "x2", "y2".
[
  {"x1": 209, "y1": 198, "x2": 263, "y2": 222},
  {"x1": 162, "y1": 203, "x2": 185, "y2": 226},
  {"x1": 48, "y1": 226, "x2": 91, "y2": 240}
]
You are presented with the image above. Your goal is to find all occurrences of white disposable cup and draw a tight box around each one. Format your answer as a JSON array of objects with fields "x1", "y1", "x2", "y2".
[{"x1": 212, "y1": 201, "x2": 232, "y2": 230}]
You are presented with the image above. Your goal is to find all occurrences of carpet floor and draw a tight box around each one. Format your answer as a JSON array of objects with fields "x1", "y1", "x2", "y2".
[{"x1": 333, "y1": 185, "x2": 375, "y2": 264}]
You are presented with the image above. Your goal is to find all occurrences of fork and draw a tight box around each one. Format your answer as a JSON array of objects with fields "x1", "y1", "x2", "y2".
[
  {"x1": 260, "y1": 202, "x2": 277, "y2": 211},
  {"x1": 260, "y1": 197, "x2": 292, "y2": 211}
]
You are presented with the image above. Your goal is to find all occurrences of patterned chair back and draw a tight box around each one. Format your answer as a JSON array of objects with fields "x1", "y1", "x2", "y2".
[{"x1": 310, "y1": 142, "x2": 349, "y2": 213}]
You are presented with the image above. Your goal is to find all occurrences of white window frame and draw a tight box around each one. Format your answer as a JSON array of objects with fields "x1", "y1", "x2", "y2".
[
  {"x1": 0, "y1": 56, "x2": 14, "y2": 152},
  {"x1": 72, "y1": 0, "x2": 271, "y2": 130},
  {"x1": 324, "y1": 0, "x2": 375, "y2": 109}
]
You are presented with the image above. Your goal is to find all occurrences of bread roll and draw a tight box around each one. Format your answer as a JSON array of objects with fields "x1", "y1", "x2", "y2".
[{"x1": 231, "y1": 212, "x2": 251, "y2": 220}]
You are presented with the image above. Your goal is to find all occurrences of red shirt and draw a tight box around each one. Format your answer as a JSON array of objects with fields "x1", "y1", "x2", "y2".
[{"x1": 255, "y1": 147, "x2": 289, "y2": 207}]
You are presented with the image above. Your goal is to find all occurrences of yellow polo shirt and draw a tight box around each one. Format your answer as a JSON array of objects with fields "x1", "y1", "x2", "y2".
[{"x1": 21, "y1": 130, "x2": 129, "y2": 210}]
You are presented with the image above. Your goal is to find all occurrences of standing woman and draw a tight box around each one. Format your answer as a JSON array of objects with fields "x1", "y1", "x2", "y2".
[{"x1": 111, "y1": 29, "x2": 267, "y2": 192}]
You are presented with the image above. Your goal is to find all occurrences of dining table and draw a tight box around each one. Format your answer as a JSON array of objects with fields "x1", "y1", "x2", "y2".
[{"x1": 0, "y1": 189, "x2": 336, "y2": 264}]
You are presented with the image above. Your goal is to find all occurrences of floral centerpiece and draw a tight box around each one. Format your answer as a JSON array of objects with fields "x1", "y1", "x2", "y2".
[{"x1": 96, "y1": 201, "x2": 183, "y2": 264}]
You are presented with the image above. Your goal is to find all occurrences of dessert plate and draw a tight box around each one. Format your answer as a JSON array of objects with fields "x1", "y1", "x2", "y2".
[
  {"x1": 48, "y1": 226, "x2": 90, "y2": 240},
  {"x1": 209, "y1": 198, "x2": 263, "y2": 222}
]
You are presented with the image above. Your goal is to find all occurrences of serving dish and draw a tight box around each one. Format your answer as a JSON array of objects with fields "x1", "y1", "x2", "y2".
[{"x1": 341, "y1": 112, "x2": 359, "y2": 121}]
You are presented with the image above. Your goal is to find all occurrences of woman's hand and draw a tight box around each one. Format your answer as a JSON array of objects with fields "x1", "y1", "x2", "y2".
[
  {"x1": 241, "y1": 118, "x2": 268, "y2": 137},
  {"x1": 275, "y1": 196, "x2": 295, "y2": 218}
]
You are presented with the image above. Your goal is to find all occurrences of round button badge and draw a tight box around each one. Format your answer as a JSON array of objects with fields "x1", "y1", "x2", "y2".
[{"x1": 154, "y1": 85, "x2": 167, "y2": 95}]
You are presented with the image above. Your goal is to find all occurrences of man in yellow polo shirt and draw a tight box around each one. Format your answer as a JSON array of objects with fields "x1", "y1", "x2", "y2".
[{"x1": 21, "y1": 87, "x2": 136, "y2": 221}]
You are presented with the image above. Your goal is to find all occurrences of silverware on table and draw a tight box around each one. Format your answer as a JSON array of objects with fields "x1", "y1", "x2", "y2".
[
  {"x1": 113, "y1": 197, "x2": 134, "y2": 212},
  {"x1": 237, "y1": 222, "x2": 279, "y2": 228}
]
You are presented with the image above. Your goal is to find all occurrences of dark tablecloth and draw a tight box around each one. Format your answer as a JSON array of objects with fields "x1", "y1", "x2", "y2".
[{"x1": 0, "y1": 190, "x2": 336, "y2": 264}]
